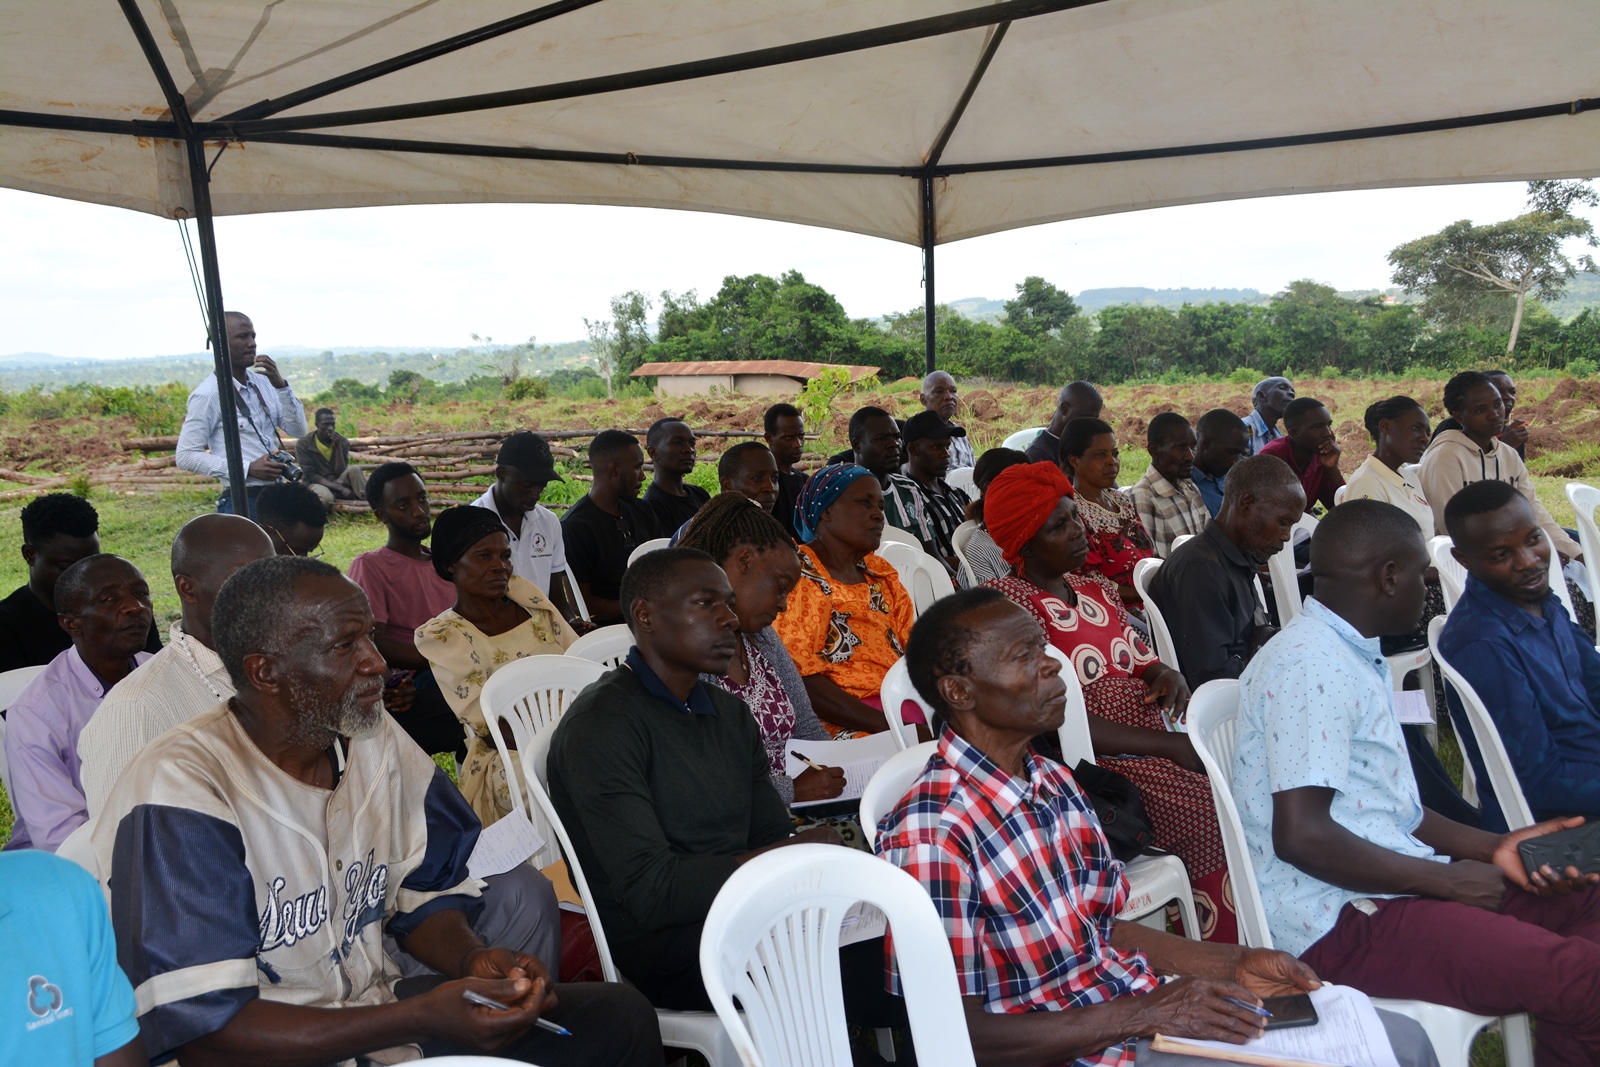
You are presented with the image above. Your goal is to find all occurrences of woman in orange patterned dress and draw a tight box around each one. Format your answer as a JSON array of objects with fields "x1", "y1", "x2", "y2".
[{"x1": 774, "y1": 464, "x2": 914, "y2": 738}]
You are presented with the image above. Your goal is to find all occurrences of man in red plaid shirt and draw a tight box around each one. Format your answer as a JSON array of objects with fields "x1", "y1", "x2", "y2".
[{"x1": 874, "y1": 588, "x2": 1439, "y2": 1066}]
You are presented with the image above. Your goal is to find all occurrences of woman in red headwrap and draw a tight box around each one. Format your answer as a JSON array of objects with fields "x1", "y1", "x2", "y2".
[{"x1": 983, "y1": 461, "x2": 1237, "y2": 943}]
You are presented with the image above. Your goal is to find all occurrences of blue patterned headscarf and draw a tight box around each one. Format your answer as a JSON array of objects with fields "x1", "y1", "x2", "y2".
[{"x1": 794, "y1": 463, "x2": 874, "y2": 544}]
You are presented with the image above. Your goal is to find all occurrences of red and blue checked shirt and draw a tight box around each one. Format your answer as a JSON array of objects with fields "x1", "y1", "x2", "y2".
[{"x1": 876, "y1": 727, "x2": 1158, "y2": 1067}]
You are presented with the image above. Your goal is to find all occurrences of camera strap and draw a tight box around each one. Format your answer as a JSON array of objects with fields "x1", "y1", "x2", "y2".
[{"x1": 234, "y1": 374, "x2": 283, "y2": 457}]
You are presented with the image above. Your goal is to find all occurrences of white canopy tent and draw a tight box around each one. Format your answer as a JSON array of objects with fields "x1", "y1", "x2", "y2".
[{"x1": 3, "y1": 0, "x2": 1597, "y2": 500}]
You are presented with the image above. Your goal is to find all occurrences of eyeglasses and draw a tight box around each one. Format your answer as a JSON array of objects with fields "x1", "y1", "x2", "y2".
[{"x1": 265, "y1": 525, "x2": 326, "y2": 559}]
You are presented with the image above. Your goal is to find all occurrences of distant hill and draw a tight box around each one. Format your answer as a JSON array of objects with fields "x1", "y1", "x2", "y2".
[
  {"x1": 0, "y1": 339, "x2": 595, "y2": 393},
  {"x1": 1075, "y1": 286, "x2": 1270, "y2": 309},
  {"x1": 945, "y1": 296, "x2": 1009, "y2": 323},
  {"x1": 1549, "y1": 271, "x2": 1600, "y2": 320}
]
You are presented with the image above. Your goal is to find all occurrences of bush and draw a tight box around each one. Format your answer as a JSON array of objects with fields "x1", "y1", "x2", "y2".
[{"x1": 506, "y1": 376, "x2": 550, "y2": 401}]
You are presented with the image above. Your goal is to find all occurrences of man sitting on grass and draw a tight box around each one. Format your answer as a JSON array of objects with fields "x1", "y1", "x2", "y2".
[
  {"x1": 295, "y1": 407, "x2": 366, "y2": 505},
  {"x1": 1235, "y1": 499, "x2": 1600, "y2": 1065},
  {"x1": 93, "y1": 556, "x2": 659, "y2": 1067},
  {"x1": 876, "y1": 588, "x2": 1436, "y2": 1067},
  {"x1": 4, "y1": 554, "x2": 153, "y2": 852}
]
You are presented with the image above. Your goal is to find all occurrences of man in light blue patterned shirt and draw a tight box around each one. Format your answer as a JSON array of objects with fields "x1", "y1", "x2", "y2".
[{"x1": 1233, "y1": 499, "x2": 1600, "y2": 1065}]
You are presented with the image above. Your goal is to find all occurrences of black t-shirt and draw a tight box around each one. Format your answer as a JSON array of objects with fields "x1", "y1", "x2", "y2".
[
  {"x1": 0, "y1": 582, "x2": 163, "y2": 674},
  {"x1": 560, "y1": 496, "x2": 661, "y2": 615},
  {"x1": 643, "y1": 481, "x2": 710, "y2": 536},
  {"x1": 773, "y1": 468, "x2": 809, "y2": 542}
]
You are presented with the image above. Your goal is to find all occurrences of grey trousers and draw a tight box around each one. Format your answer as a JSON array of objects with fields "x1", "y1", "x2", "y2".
[
  {"x1": 1135, "y1": 1007, "x2": 1440, "y2": 1066},
  {"x1": 386, "y1": 864, "x2": 561, "y2": 978}
]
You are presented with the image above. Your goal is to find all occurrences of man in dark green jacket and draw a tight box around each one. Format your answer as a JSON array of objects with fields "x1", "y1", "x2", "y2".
[{"x1": 547, "y1": 548, "x2": 901, "y2": 1031}]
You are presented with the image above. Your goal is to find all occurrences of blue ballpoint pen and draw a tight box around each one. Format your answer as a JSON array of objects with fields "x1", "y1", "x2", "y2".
[
  {"x1": 462, "y1": 989, "x2": 572, "y2": 1035},
  {"x1": 1222, "y1": 995, "x2": 1272, "y2": 1019}
]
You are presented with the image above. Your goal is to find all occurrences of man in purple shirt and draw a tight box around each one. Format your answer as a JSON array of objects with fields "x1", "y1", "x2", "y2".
[{"x1": 3, "y1": 554, "x2": 153, "y2": 851}]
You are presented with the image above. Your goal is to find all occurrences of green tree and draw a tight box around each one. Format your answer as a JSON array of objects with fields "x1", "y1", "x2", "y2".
[
  {"x1": 609, "y1": 290, "x2": 654, "y2": 382},
  {"x1": 1003, "y1": 276, "x2": 1079, "y2": 337},
  {"x1": 1388, "y1": 179, "x2": 1598, "y2": 356}
]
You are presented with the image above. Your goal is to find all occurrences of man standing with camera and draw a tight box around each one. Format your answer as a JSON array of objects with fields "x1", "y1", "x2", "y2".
[{"x1": 176, "y1": 311, "x2": 308, "y2": 519}]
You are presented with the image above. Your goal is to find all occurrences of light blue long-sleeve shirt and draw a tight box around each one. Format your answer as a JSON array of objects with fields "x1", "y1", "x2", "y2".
[{"x1": 175, "y1": 370, "x2": 306, "y2": 486}]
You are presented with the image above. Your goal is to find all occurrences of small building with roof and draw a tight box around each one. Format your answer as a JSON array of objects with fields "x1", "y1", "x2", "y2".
[{"x1": 631, "y1": 360, "x2": 880, "y2": 398}]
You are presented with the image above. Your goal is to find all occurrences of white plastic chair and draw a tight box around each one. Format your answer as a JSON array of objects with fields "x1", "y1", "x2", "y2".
[
  {"x1": 1429, "y1": 616, "x2": 1535, "y2": 831},
  {"x1": 878, "y1": 524, "x2": 920, "y2": 548},
  {"x1": 945, "y1": 466, "x2": 976, "y2": 499},
  {"x1": 1185, "y1": 679, "x2": 1532, "y2": 1067},
  {"x1": 1332, "y1": 483, "x2": 1349, "y2": 506},
  {"x1": 876, "y1": 541, "x2": 955, "y2": 618},
  {"x1": 950, "y1": 519, "x2": 979, "y2": 586},
  {"x1": 0, "y1": 663, "x2": 48, "y2": 791},
  {"x1": 1002, "y1": 427, "x2": 1045, "y2": 452},
  {"x1": 877, "y1": 658, "x2": 930, "y2": 751},
  {"x1": 1131, "y1": 558, "x2": 1180, "y2": 676},
  {"x1": 1171, "y1": 533, "x2": 1195, "y2": 550},
  {"x1": 1273, "y1": 516, "x2": 1433, "y2": 710},
  {"x1": 1266, "y1": 512, "x2": 1318, "y2": 624},
  {"x1": 626, "y1": 536, "x2": 672, "y2": 567},
  {"x1": 565, "y1": 623, "x2": 633, "y2": 669},
  {"x1": 559, "y1": 570, "x2": 591, "y2": 622},
  {"x1": 1430, "y1": 535, "x2": 1467, "y2": 612},
  {"x1": 479, "y1": 655, "x2": 607, "y2": 868},
  {"x1": 516, "y1": 698, "x2": 740, "y2": 1066},
  {"x1": 1567, "y1": 483, "x2": 1600, "y2": 646},
  {"x1": 700, "y1": 843, "x2": 977, "y2": 1067}
]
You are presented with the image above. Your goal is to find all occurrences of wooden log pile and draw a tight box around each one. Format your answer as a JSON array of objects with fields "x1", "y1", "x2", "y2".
[{"x1": 5, "y1": 426, "x2": 829, "y2": 506}]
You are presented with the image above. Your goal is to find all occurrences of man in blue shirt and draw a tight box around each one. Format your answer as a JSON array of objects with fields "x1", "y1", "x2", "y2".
[
  {"x1": 0, "y1": 850, "x2": 142, "y2": 1066},
  {"x1": 1191, "y1": 408, "x2": 1249, "y2": 517},
  {"x1": 1234, "y1": 499, "x2": 1600, "y2": 1065},
  {"x1": 1440, "y1": 479, "x2": 1600, "y2": 832}
]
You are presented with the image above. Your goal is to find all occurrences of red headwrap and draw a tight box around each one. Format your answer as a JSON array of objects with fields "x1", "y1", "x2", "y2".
[{"x1": 984, "y1": 461, "x2": 1075, "y2": 569}]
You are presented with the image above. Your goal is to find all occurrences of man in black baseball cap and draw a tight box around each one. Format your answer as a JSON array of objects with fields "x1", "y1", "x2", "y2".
[
  {"x1": 882, "y1": 410, "x2": 972, "y2": 576},
  {"x1": 472, "y1": 431, "x2": 589, "y2": 630}
]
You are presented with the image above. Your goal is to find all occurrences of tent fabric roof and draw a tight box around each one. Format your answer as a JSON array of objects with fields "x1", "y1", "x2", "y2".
[
  {"x1": 631, "y1": 360, "x2": 880, "y2": 381},
  {"x1": 1, "y1": 1, "x2": 1596, "y2": 245}
]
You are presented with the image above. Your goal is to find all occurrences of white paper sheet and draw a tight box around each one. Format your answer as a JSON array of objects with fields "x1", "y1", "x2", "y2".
[
  {"x1": 784, "y1": 732, "x2": 902, "y2": 809},
  {"x1": 1157, "y1": 985, "x2": 1401, "y2": 1067},
  {"x1": 467, "y1": 806, "x2": 547, "y2": 881},
  {"x1": 838, "y1": 902, "x2": 889, "y2": 947},
  {"x1": 1392, "y1": 689, "x2": 1434, "y2": 725}
]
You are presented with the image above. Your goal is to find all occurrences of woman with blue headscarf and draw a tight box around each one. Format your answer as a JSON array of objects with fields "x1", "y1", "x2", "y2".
[{"x1": 773, "y1": 464, "x2": 914, "y2": 737}]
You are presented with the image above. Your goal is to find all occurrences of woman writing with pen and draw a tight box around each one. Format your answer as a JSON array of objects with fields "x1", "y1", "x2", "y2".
[{"x1": 676, "y1": 493, "x2": 849, "y2": 809}]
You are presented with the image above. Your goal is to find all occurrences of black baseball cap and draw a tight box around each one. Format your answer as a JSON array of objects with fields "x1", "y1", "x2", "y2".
[
  {"x1": 496, "y1": 431, "x2": 563, "y2": 483},
  {"x1": 902, "y1": 409, "x2": 968, "y2": 445}
]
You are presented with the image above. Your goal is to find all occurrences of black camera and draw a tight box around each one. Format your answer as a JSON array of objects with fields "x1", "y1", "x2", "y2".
[{"x1": 271, "y1": 450, "x2": 303, "y2": 482}]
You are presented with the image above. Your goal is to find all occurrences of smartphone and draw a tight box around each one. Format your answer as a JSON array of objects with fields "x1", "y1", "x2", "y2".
[
  {"x1": 1518, "y1": 820, "x2": 1600, "y2": 880},
  {"x1": 1262, "y1": 994, "x2": 1318, "y2": 1031}
]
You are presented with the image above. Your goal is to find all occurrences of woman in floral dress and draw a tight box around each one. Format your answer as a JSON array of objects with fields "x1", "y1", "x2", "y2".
[
  {"x1": 416, "y1": 505, "x2": 574, "y2": 827},
  {"x1": 1061, "y1": 417, "x2": 1154, "y2": 612}
]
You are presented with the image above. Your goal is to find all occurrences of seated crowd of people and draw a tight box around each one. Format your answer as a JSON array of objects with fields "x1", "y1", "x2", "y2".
[{"x1": 5, "y1": 352, "x2": 1600, "y2": 1067}]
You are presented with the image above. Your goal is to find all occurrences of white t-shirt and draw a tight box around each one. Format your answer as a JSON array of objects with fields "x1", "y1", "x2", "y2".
[{"x1": 472, "y1": 487, "x2": 568, "y2": 595}]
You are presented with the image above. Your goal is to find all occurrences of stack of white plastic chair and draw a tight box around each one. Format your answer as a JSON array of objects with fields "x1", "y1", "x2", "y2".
[{"x1": 1185, "y1": 679, "x2": 1532, "y2": 1067}]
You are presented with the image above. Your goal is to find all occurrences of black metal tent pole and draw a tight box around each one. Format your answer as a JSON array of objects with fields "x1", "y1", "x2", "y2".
[
  {"x1": 118, "y1": 0, "x2": 249, "y2": 508},
  {"x1": 921, "y1": 176, "x2": 937, "y2": 376}
]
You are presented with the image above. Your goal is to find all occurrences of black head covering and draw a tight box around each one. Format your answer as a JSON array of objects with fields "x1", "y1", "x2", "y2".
[{"x1": 430, "y1": 505, "x2": 509, "y2": 581}]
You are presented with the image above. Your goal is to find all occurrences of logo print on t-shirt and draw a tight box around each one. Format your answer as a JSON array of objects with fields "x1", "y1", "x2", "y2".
[
  {"x1": 27, "y1": 975, "x2": 63, "y2": 1017},
  {"x1": 532, "y1": 530, "x2": 549, "y2": 555}
]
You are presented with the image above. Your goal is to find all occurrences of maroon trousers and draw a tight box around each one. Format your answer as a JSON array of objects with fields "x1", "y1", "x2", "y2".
[{"x1": 1300, "y1": 886, "x2": 1600, "y2": 1067}]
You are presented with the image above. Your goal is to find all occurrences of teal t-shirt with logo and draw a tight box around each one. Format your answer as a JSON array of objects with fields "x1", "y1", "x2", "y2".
[{"x1": 1, "y1": 850, "x2": 139, "y2": 1065}]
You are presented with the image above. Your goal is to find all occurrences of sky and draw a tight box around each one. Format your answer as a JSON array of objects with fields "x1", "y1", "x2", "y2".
[{"x1": 0, "y1": 179, "x2": 1581, "y2": 361}]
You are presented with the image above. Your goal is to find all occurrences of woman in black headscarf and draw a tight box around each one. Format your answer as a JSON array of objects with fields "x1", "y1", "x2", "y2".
[{"x1": 415, "y1": 505, "x2": 575, "y2": 826}]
